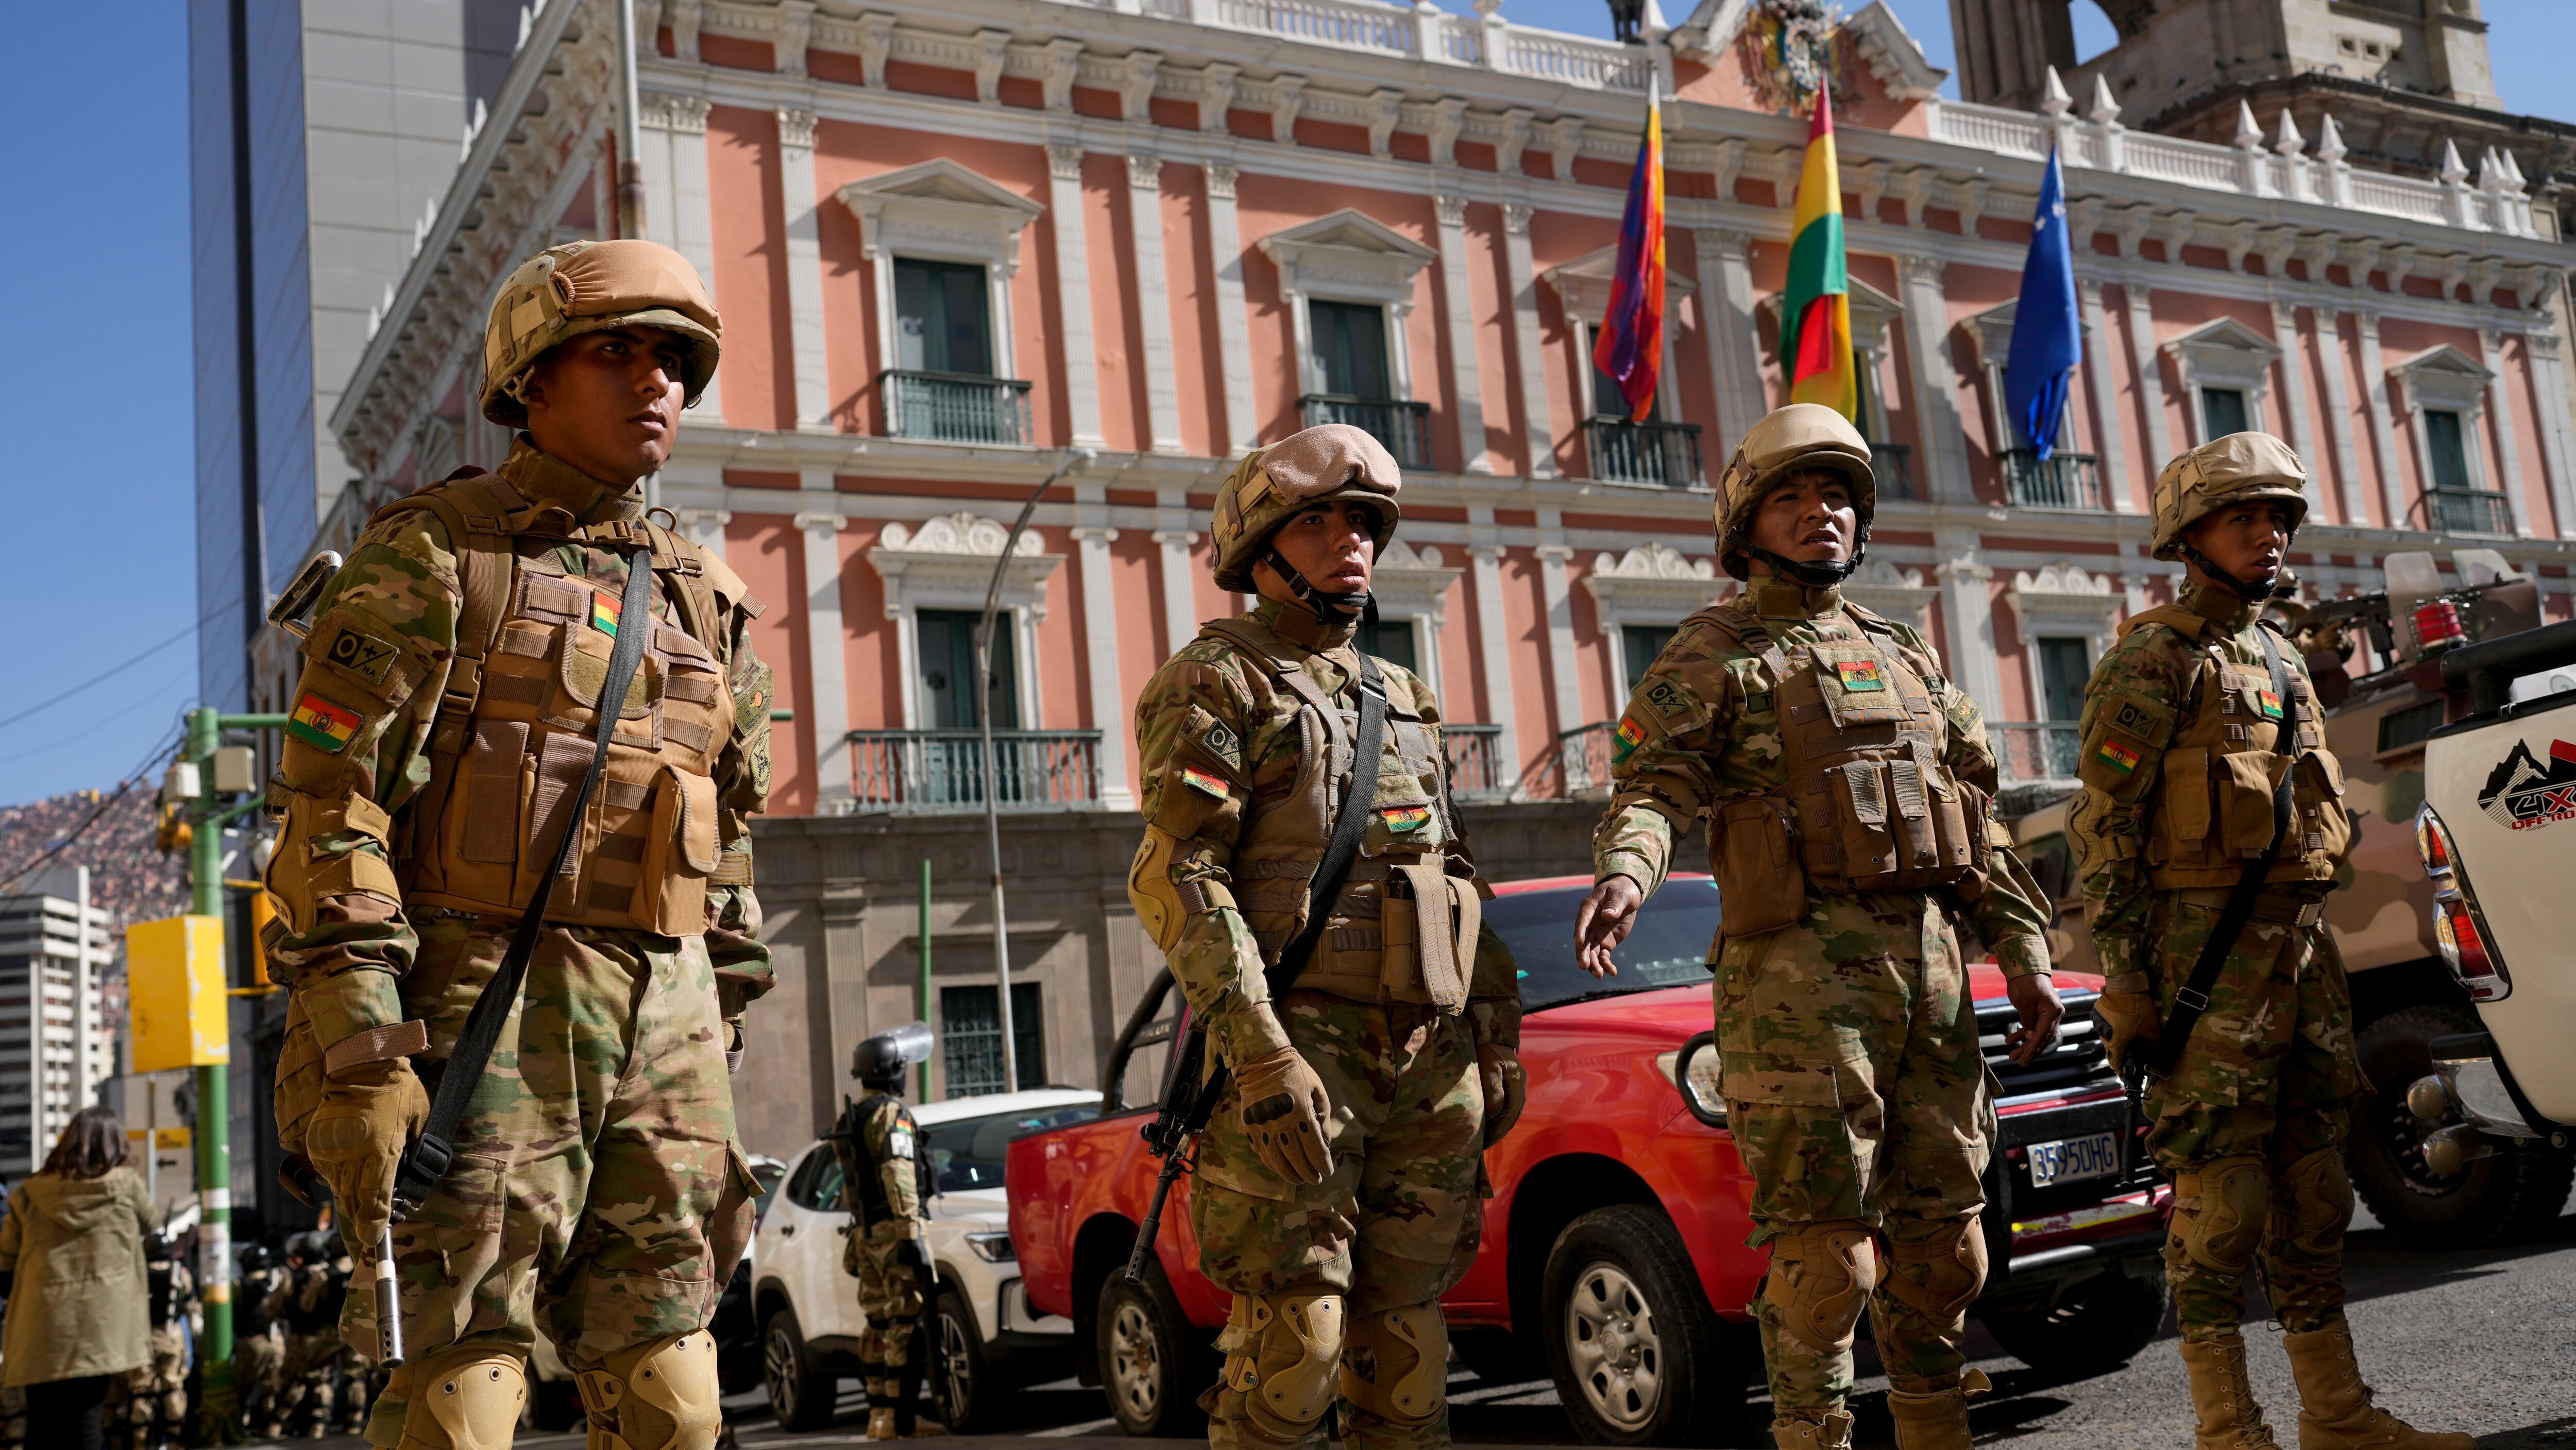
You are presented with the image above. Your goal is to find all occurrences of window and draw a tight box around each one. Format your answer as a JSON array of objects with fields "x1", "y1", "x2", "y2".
[
  {"x1": 2376, "y1": 699, "x2": 2444, "y2": 755},
  {"x1": 916, "y1": 609, "x2": 1018, "y2": 729},
  {"x1": 2036, "y1": 637, "x2": 2091, "y2": 722},
  {"x1": 1623, "y1": 625, "x2": 1677, "y2": 693},
  {"x1": 2201, "y1": 387, "x2": 2249, "y2": 439},
  {"x1": 1310, "y1": 300, "x2": 1391, "y2": 399},
  {"x1": 1588, "y1": 326, "x2": 1660, "y2": 422},
  {"x1": 784, "y1": 1146, "x2": 845, "y2": 1212},
  {"x1": 918, "y1": 1101, "x2": 1101, "y2": 1194},
  {"x1": 941, "y1": 982, "x2": 1044, "y2": 1097},
  {"x1": 2426, "y1": 410, "x2": 2474, "y2": 492},
  {"x1": 893, "y1": 258, "x2": 993, "y2": 377},
  {"x1": 1358, "y1": 619, "x2": 1417, "y2": 673}
]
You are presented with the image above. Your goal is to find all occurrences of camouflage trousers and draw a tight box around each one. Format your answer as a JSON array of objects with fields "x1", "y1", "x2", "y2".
[
  {"x1": 1189, "y1": 992, "x2": 1484, "y2": 1450},
  {"x1": 848, "y1": 1224, "x2": 926, "y2": 1401},
  {"x1": 279, "y1": 1328, "x2": 357, "y2": 1434},
  {"x1": 1711, "y1": 892, "x2": 1998, "y2": 1418},
  {"x1": 2142, "y1": 892, "x2": 2359, "y2": 1342},
  {"x1": 235, "y1": 1332, "x2": 283, "y2": 1435},
  {"x1": 106, "y1": 1326, "x2": 188, "y2": 1446},
  {"x1": 357, "y1": 915, "x2": 760, "y2": 1448}
]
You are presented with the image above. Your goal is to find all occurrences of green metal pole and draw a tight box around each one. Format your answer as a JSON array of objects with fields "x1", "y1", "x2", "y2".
[
  {"x1": 188, "y1": 706, "x2": 243, "y2": 1441},
  {"x1": 919, "y1": 858, "x2": 933, "y2": 1101}
]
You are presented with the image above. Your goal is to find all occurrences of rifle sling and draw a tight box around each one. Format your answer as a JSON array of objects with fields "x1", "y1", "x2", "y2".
[
  {"x1": 394, "y1": 544, "x2": 656, "y2": 1207},
  {"x1": 1266, "y1": 652, "x2": 1388, "y2": 1000},
  {"x1": 2144, "y1": 625, "x2": 2302, "y2": 1081}
]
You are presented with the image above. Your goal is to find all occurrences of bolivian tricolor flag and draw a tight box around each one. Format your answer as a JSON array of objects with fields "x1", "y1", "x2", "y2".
[
  {"x1": 1592, "y1": 95, "x2": 1666, "y2": 423},
  {"x1": 1782, "y1": 87, "x2": 1856, "y2": 418}
]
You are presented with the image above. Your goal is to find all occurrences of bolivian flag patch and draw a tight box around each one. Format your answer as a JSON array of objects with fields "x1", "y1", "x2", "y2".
[
  {"x1": 2095, "y1": 738, "x2": 2141, "y2": 775},
  {"x1": 1835, "y1": 659, "x2": 1886, "y2": 692},
  {"x1": 1613, "y1": 714, "x2": 1649, "y2": 764},
  {"x1": 1180, "y1": 765, "x2": 1230, "y2": 799},
  {"x1": 2257, "y1": 690, "x2": 2284, "y2": 720},
  {"x1": 288, "y1": 693, "x2": 362, "y2": 754},
  {"x1": 1380, "y1": 804, "x2": 1433, "y2": 832},
  {"x1": 591, "y1": 590, "x2": 623, "y2": 637}
]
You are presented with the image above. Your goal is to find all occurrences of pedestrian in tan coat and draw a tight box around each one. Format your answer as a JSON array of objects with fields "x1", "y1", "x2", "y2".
[{"x1": 0, "y1": 1106, "x2": 154, "y2": 1450}]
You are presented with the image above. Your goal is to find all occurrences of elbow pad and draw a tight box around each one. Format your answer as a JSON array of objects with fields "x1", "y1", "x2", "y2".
[
  {"x1": 1127, "y1": 827, "x2": 1234, "y2": 954},
  {"x1": 264, "y1": 788, "x2": 401, "y2": 932}
]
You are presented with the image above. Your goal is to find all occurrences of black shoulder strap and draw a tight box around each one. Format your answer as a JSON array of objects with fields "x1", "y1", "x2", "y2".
[
  {"x1": 1265, "y1": 653, "x2": 1387, "y2": 998},
  {"x1": 394, "y1": 542, "x2": 657, "y2": 1208},
  {"x1": 2145, "y1": 626, "x2": 2300, "y2": 1081}
]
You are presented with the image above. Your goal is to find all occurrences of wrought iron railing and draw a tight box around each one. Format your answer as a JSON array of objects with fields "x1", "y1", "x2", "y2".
[
  {"x1": 1298, "y1": 394, "x2": 1432, "y2": 469},
  {"x1": 1557, "y1": 721, "x2": 1618, "y2": 797},
  {"x1": 1993, "y1": 722, "x2": 2083, "y2": 786},
  {"x1": 2428, "y1": 488, "x2": 2512, "y2": 537},
  {"x1": 1440, "y1": 723, "x2": 1507, "y2": 801},
  {"x1": 1584, "y1": 418, "x2": 1704, "y2": 487},
  {"x1": 880, "y1": 369, "x2": 1035, "y2": 445},
  {"x1": 846, "y1": 729, "x2": 1103, "y2": 812},
  {"x1": 2001, "y1": 449, "x2": 2103, "y2": 510},
  {"x1": 1871, "y1": 442, "x2": 1916, "y2": 501}
]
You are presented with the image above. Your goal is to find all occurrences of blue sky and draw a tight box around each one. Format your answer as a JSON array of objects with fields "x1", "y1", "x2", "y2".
[{"x1": 0, "y1": 0, "x2": 2565, "y2": 806}]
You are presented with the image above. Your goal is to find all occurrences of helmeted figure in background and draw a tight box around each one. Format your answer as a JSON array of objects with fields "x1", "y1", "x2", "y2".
[
  {"x1": 270, "y1": 1233, "x2": 354, "y2": 1439},
  {"x1": 1573, "y1": 404, "x2": 2064, "y2": 1450},
  {"x1": 2072, "y1": 434, "x2": 2469, "y2": 1450},
  {"x1": 829, "y1": 1023, "x2": 944, "y2": 1441},
  {"x1": 107, "y1": 1233, "x2": 193, "y2": 1449},
  {"x1": 1127, "y1": 424, "x2": 1525, "y2": 1450},
  {"x1": 261, "y1": 238, "x2": 775, "y2": 1450},
  {"x1": 234, "y1": 1243, "x2": 286, "y2": 1438}
]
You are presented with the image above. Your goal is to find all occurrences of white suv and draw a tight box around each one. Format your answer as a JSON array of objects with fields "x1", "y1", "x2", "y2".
[{"x1": 753, "y1": 1088, "x2": 1101, "y2": 1431}]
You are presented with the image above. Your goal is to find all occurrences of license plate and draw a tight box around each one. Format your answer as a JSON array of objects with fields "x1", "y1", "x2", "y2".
[{"x1": 2027, "y1": 1132, "x2": 2121, "y2": 1187}]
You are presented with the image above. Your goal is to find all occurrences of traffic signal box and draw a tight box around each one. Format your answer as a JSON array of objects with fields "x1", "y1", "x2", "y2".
[{"x1": 128, "y1": 914, "x2": 230, "y2": 1071}]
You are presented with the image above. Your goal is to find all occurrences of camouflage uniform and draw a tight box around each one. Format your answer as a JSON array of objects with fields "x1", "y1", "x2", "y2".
[
  {"x1": 109, "y1": 1255, "x2": 191, "y2": 1448},
  {"x1": 234, "y1": 1263, "x2": 285, "y2": 1437},
  {"x1": 834, "y1": 1094, "x2": 930, "y2": 1426},
  {"x1": 272, "y1": 1258, "x2": 352, "y2": 1437},
  {"x1": 262, "y1": 238, "x2": 769, "y2": 1450}
]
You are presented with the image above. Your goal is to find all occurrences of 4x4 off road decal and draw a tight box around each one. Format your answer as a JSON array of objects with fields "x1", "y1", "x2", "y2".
[{"x1": 2478, "y1": 738, "x2": 2576, "y2": 829}]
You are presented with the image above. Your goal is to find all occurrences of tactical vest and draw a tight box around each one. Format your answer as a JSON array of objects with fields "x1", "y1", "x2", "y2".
[
  {"x1": 837, "y1": 1094, "x2": 915, "y2": 1229},
  {"x1": 2124, "y1": 606, "x2": 2350, "y2": 891},
  {"x1": 369, "y1": 471, "x2": 748, "y2": 935},
  {"x1": 1200, "y1": 616, "x2": 1477, "y2": 1014},
  {"x1": 1696, "y1": 601, "x2": 1985, "y2": 903}
]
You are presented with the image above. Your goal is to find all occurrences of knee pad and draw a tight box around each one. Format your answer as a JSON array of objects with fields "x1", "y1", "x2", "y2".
[
  {"x1": 1219, "y1": 1290, "x2": 1346, "y2": 1443},
  {"x1": 576, "y1": 1332, "x2": 723, "y2": 1450},
  {"x1": 1765, "y1": 1220, "x2": 1877, "y2": 1355},
  {"x1": 2174, "y1": 1154, "x2": 2270, "y2": 1275},
  {"x1": 2275, "y1": 1147, "x2": 2353, "y2": 1257},
  {"x1": 1340, "y1": 1303, "x2": 1447, "y2": 1429},
  {"x1": 392, "y1": 1345, "x2": 526, "y2": 1450},
  {"x1": 1879, "y1": 1216, "x2": 1988, "y2": 1324}
]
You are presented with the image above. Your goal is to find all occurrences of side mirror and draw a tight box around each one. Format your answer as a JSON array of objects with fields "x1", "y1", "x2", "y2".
[{"x1": 266, "y1": 551, "x2": 345, "y2": 640}]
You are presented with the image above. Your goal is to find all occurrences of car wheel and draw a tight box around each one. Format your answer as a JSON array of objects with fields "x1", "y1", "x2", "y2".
[
  {"x1": 1542, "y1": 1204, "x2": 1750, "y2": 1447},
  {"x1": 931, "y1": 1289, "x2": 992, "y2": 1432},
  {"x1": 1982, "y1": 1269, "x2": 2167, "y2": 1379},
  {"x1": 764, "y1": 1304, "x2": 839, "y2": 1431},
  {"x1": 527, "y1": 1375, "x2": 583, "y2": 1432},
  {"x1": 2348, "y1": 1004, "x2": 2575, "y2": 1249},
  {"x1": 1096, "y1": 1257, "x2": 1214, "y2": 1437}
]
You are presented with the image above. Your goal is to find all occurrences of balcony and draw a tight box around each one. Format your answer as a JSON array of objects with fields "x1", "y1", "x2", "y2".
[
  {"x1": 1299, "y1": 394, "x2": 1432, "y2": 470},
  {"x1": 2429, "y1": 488, "x2": 2512, "y2": 537},
  {"x1": 1871, "y1": 442, "x2": 1916, "y2": 501},
  {"x1": 2001, "y1": 449, "x2": 2103, "y2": 510},
  {"x1": 1993, "y1": 722, "x2": 2082, "y2": 788},
  {"x1": 1557, "y1": 721, "x2": 1618, "y2": 797},
  {"x1": 1440, "y1": 723, "x2": 1507, "y2": 801},
  {"x1": 1584, "y1": 418, "x2": 1704, "y2": 488},
  {"x1": 880, "y1": 370, "x2": 1035, "y2": 446},
  {"x1": 846, "y1": 729, "x2": 1103, "y2": 813}
]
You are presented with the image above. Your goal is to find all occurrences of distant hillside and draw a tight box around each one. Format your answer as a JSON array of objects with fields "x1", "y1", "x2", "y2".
[{"x1": 0, "y1": 783, "x2": 190, "y2": 940}]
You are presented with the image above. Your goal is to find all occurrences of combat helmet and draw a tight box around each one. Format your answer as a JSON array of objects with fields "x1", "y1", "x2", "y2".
[
  {"x1": 1712, "y1": 403, "x2": 1876, "y2": 583},
  {"x1": 1210, "y1": 424, "x2": 1401, "y2": 621},
  {"x1": 2151, "y1": 431, "x2": 2308, "y2": 601},
  {"x1": 852, "y1": 1021, "x2": 936, "y2": 1092},
  {"x1": 479, "y1": 238, "x2": 722, "y2": 428}
]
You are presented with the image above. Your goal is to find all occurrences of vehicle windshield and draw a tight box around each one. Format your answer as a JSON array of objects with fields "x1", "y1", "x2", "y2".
[
  {"x1": 921, "y1": 1102, "x2": 1102, "y2": 1192},
  {"x1": 1485, "y1": 879, "x2": 1719, "y2": 1012}
]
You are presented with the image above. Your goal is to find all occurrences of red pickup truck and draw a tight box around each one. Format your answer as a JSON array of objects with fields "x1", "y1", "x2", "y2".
[{"x1": 1007, "y1": 876, "x2": 2171, "y2": 1444}]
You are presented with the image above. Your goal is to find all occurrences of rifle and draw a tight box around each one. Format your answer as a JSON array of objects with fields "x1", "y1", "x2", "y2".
[{"x1": 1124, "y1": 1024, "x2": 1224, "y2": 1286}]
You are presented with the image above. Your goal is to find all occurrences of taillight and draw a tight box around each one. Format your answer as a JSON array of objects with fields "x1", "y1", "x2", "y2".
[
  {"x1": 2415, "y1": 804, "x2": 2454, "y2": 876},
  {"x1": 2413, "y1": 600, "x2": 2466, "y2": 653},
  {"x1": 2421, "y1": 806, "x2": 2510, "y2": 1001}
]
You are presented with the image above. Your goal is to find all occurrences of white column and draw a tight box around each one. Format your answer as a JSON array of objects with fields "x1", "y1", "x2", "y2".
[
  {"x1": 1897, "y1": 255, "x2": 1975, "y2": 504},
  {"x1": 1125, "y1": 153, "x2": 1185, "y2": 454},
  {"x1": 1047, "y1": 143, "x2": 1106, "y2": 449},
  {"x1": 1154, "y1": 526, "x2": 1200, "y2": 657},
  {"x1": 1500, "y1": 202, "x2": 1557, "y2": 477},
  {"x1": 675, "y1": 507, "x2": 732, "y2": 563},
  {"x1": 2076, "y1": 278, "x2": 2136, "y2": 511},
  {"x1": 1535, "y1": 508, "x2": 1582, "y2": 732},
  {"x1": 2119, "y1": 277, "x2": 2173, "y2": 475},
  {"x1": 637, "y1": 96, "x2": 679, "y2": 250},
  {"x1": 1071, "y1": 491, "x2": 1134, "y2": 809},
  {"x1": 1934, "y1": 538, "x2": 2004, "y2": 723},
  {"x1": 1202, "y1": 161, "x2": 1257, "y2": 453},
  {"x1": 2355, "y1": 310, "x2": 2408, "y2": 532},
  {"x1": 777, "y1": 109, "x2": 833, "y2": 432},
  {"x1": 2480, "y1": 326, "x2": 2535, "y2": 536},
  {"x1": 796, "y1": 502, "x2": 852, "y2": 809},
  {"x1": 1465, "y1": 510, "x2": 1520, "y2": 781},
  {"x1": 71, "y1": 866, "x2": 91, "y2": 1121},
  {"x1": 658, "y1": 95, "x2": 722, "y2": 422},
  {"x1": 1699, "y1": 227, "x2": 1770, "y2": 454},
  {"x1": 1434, "y1": 192, "x2": 1494, "y2": 473},
  {"x1": 2312, "y1": 308, "x2": 2370, "y2": 526},
  {"x1": 2269, "y1": 300, "x2": 2323, "y2": 517},
  {"x1": 2525, "y1": 326, "x2": 2576, "y2": 538}
]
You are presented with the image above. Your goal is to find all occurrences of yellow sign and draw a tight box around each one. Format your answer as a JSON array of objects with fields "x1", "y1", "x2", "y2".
[
  {"x1": 126, "y1": 1127, "x2": 191, "y2": 1150},
  {"x1": 127, "y1": 915, "x2": 229, "y2": 1071}
]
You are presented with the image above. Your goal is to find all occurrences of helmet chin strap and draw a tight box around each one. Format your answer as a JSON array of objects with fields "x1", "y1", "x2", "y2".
[
  {"x1": 1745, "y1": 542, "x2": 1868, "y2": 589},
  {"x1": 2181, "y1": 543, "x2": 2286, "y2": 605},
  {"x1": 1264, "y1": 549, "x2": 1372, "y2": 624}
]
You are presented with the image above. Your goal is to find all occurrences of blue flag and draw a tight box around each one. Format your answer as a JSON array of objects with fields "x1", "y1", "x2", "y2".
[{"x1": 2005, "y1": 146, "x2": 2082, "y2": 460}]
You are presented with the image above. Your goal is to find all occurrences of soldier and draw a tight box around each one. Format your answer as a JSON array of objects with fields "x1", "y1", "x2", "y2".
[
  {"x1": 1571, "y1": 404, "x2": 2062, "y2": 1450},
  {"x1": 235, "y1": 1243, "x2": 286, "y2": 1439},
  {"x1": 273, "y1": 1234, "x2": 352, "y2": 1439},
  {"x1": 260, "y1": 237, "x2": 774, "y2": 1450},
  {"x1": 2071, "y1": 434, "x2": 2469, "y2": 1450},
  {"x1": 1127, "y1": 423, "x2": 1524, "y2": 1450},
  {"x1": 829, "y1": 1024, "x2": 942, "y2": 1441},
  {"x1": 109, "y1": 1233, "x2": 192, "y2": 1449}
]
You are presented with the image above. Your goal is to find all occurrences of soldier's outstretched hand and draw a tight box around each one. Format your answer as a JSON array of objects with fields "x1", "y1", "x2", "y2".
[
  {"x1": 1574, "y1": 875, "x2": 1644, "y2": 978},
  {"x1": 1236, "y1": 1045, "x2": 1334, "y2": 1184},
  {"x1": 2003, "y1": 973, "x2": 2065, "y2": 1066}
]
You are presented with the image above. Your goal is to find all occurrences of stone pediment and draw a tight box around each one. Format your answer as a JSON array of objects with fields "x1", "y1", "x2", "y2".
[
  {"x1": 836, "y1": 159, "x2": 1044, "y2": 271},
  {"x1": 865, "y1": 512, "x2": 1061, "y2": 620},
  {"x1": 1542, "y1": 245, "x2": 1701, "y2": 326}
]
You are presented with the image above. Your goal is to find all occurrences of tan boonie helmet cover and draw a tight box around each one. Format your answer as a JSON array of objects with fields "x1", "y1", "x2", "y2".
[
  {"x1": 1210, "y1": 423, "x2": 1403, "y2": 591},
  {"x1": 1713, "y1": 403, "x2": 1876, "y2": 580},
  {"x1": 480, "y1": 239, "x2": 722, "y2": 428},
  {"x1": 2150, "y1": 431, "x2": 2309, "y2": 560}
]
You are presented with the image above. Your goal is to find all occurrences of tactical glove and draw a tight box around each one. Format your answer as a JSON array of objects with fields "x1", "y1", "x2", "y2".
[
  {"x1": 303, "y1": 1060, "x2": 430, "y2": 1247},
  {"x1": 1235, "y1": 1045, "x2": 1334, "y2": 1185},
  {"x1": 1478, "y1": 1045, "x2": 1526, "y2": 1148},
  {"x1": 2094, "y1": 976, "x2": 2160, "y2": 1076}
]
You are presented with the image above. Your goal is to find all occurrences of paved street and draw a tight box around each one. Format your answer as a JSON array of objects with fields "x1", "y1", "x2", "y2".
[{"x1": 269, "y1": 1204, "x2": 2576, "y2": 1450}]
